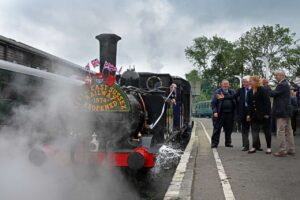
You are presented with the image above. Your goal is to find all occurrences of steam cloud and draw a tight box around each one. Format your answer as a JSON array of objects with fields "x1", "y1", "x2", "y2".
[
  {"x1": 0, "y1": 74, "x2": 139, "y2": 200},
  {"x1": 138, "y1": 0, "x2": 172, "y2": 72}
]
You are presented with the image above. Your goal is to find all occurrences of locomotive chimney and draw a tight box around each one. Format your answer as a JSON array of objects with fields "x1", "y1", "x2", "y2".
[{"x1": 95, "y1": 33, "x2": 121, "y2": 72}]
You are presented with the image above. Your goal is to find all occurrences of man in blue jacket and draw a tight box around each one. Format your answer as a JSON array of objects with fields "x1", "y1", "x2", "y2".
[
  {"x1": 211, "y1": 80, "x2": 236, "y2": 148},
  {"x1": 270, "y1": 70, "x2": 295, "y2": 156}
]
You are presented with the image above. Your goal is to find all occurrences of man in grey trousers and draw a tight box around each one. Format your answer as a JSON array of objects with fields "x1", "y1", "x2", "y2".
[{"x1": 269, "y1": 70, "x2": 295, "y2": 157}]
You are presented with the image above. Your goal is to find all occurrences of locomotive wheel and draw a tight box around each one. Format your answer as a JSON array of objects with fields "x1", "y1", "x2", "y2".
[
  {"x1": 128, "y1": 152, "x2": 145, "y2": 170},
  {"x1": 28, "y1": 148, "x2": 46, "y2": 166}
]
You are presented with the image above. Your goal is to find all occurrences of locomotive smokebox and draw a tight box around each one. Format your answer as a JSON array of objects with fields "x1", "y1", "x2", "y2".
[{"x1": 95, "y1": 33, "x2": 121, "y2": 72}]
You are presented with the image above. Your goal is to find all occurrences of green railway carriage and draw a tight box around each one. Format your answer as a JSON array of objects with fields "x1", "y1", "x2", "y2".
[{"x1": 193, "y1": 100, "x2": 212, "y2": 118}]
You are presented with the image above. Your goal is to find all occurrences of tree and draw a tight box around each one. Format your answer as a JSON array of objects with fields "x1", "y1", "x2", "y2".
[
  {"x1": 185, "y1": 36, "x2": 212, "y2": 72},
  {"x1": 238, "y1": 24, "x2": 299, "y2": 79},
  {"x1": 185, "y1": 36, "x2": 242, "y2": 89},
  {"x1": 203, "y1": 36, "x2": 238, "y2": 87},
  {"x1": 284, "y1": 45, "x2": 300, "y2": 79},
  {"x1": 185, "y1": 24, "x2": 300, "y2": 99},
  {"x1": 185, "y1": 69, "x2": 201, "y2": 82}
]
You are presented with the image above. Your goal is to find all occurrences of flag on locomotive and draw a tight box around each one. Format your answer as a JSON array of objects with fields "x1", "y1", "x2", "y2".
[{"x1": 84, "y1": 58, "x2": 117, "y2": 87}]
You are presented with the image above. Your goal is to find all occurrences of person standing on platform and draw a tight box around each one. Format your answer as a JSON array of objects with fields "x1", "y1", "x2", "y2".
[
  {"x1": 230, "y1": 77, "x2": 252, "y2": 151},
  {"x1": 270, "y1": 70, "x2": 295, "y2": 157},
  {"x1": 263, "y1": 78, "x2": 277, "y2": 135},
  {"x1": 247, "y1": 76, "x2": 272, "y2": 154},
  {"x1": 211, "y1": 80, "x2": 236, "y2": 148}
]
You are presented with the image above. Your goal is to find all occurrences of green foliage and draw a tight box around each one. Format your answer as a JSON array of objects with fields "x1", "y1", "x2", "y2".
[
  {"x1": 185, "y1": 69, "x2": 201, "y2": 82},
  {"x1": 239, "y1": 24, "x2": 298, "y2": 79},
  {"x1": 185, "y1": 24, "x2": 300, "y2": 97},
  {"x1": 284, "y1": 45, "x2": 300, "y2": 79},
  {"x1": 185, "y1": 36, "x2": 243, "y2": 90},
  {"x1": 185, "y1": 36, "x2": 211, "y2": 72},
  {"x1": 296, "y1": 65, "x2": 300, "y2": 77}
]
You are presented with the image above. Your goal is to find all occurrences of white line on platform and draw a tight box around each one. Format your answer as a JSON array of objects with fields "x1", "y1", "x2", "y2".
[{"x1": 200, "y1": 121, "x2": 236, "y2": 200}]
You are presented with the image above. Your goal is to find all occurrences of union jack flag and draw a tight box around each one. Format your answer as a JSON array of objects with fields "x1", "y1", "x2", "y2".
[
  {"x1": 91, "y1": 58, "x2": 100, "y2": 68},
  {"x1": 85, "y1": 74, "x2": 92, "y2": 86},
  {"x1": 103, "y1": 61, "x2": 117, "y2": 72},
  {"x1": 85, "y1": 63, "x2": 90, "y2": 71}
]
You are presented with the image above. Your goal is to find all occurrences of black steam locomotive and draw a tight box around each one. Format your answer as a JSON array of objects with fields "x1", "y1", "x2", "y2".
[
  {"x1": 0, "y1": 33, "x2": 192, "y2": 171},
  {"x1": 70, "y1": 34, "x2": 192, "y2": 170}
]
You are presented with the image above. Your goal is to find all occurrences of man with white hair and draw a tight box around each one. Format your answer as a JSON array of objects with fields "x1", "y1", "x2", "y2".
[
  {"x1": 269, "y1": 70, "x2": 295, "y2": 156},
  {"x1": 234, "y1": 76, "x2": 252, "y2": 151}
]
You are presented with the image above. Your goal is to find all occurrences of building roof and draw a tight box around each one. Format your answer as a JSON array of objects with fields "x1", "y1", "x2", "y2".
[{"x1": 0, "y1": 35, "x2": 91, "y2": 74}]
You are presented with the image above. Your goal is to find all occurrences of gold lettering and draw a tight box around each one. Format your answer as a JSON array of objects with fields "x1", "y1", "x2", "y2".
[
  {"x1": 101, "y1": 90, "x2": 106, "y2": 96},
  {"x1": 106, "y1": 91, "x2": 111, "y2": 98},
  {"x1": 120, "y1": 105, "x2": 127, "y2": 110}
]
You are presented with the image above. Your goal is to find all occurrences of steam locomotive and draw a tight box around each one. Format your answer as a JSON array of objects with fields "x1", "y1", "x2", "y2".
[{"x1": 0, "y1": 34, "x2": 192, "y2": 171}]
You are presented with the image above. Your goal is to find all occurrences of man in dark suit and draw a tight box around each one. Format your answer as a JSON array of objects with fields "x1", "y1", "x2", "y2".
[
  {"x1": 234, "y1": 77, "x2": 252, "y2": 151},
  {"x1": 211, "y1": 80, "x2": 236, "y2": 148},
  {"x1": 269, "y1": 70, "x2": 295, "y2": 157}
]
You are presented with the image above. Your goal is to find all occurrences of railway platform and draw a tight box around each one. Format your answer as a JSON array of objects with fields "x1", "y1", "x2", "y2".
[{"x1": 164, "y1": 118, "x2": 300, "y2": 200}]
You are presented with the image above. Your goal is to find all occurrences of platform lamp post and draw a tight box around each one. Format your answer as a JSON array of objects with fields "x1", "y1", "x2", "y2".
[
  {"x1": 234, "y1": 74, "x2": 242, "y2": 88},
  {"x1": 256, "y1": 56, "x2": 270, "y2": 79}
]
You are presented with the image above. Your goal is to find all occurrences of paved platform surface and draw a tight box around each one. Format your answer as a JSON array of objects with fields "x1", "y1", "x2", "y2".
[{"x1": 165, "y1": 118, "x2": 300, "y2": 200}]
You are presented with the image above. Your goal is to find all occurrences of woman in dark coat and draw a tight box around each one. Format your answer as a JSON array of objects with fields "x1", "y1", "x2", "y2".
[{"x1": 247, "y1": 76, "x2": 272, "y2": 154}]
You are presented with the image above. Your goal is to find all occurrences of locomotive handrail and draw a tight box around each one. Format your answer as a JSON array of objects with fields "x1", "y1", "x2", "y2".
[
  {"x1": 149, "y1": 87, "x2": 175, "y2": 129},
  {"x1": 121, "y1": 85, "x2": 151, "y2": 95}
]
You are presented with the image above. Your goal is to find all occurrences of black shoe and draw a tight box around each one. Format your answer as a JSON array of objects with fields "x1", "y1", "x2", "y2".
[
  {"x1": 242, "y1": 147, "x2": 249, "y2": 151},
  {"x1": 211, "y1": 144, "x2": 218, "y2": 148},
  {"x1": 257, "y1": 148, "x2": 263, "y2": 151},
  {"x1": 225, "y1": 144, "x2": 234, "y2": 147},
  {"x1": 287, "y1": 151, "x2": 295, "y2": 156}
]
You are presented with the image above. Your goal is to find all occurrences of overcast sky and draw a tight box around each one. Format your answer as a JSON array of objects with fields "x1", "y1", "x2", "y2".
[{"x1": 0, "y1": 0, "x2": 299, "y2": 77}]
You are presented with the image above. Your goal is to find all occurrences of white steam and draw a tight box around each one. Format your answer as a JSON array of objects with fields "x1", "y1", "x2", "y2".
[{"x1": 0, "y1": 74, "x2": 139, "y2": 200}]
